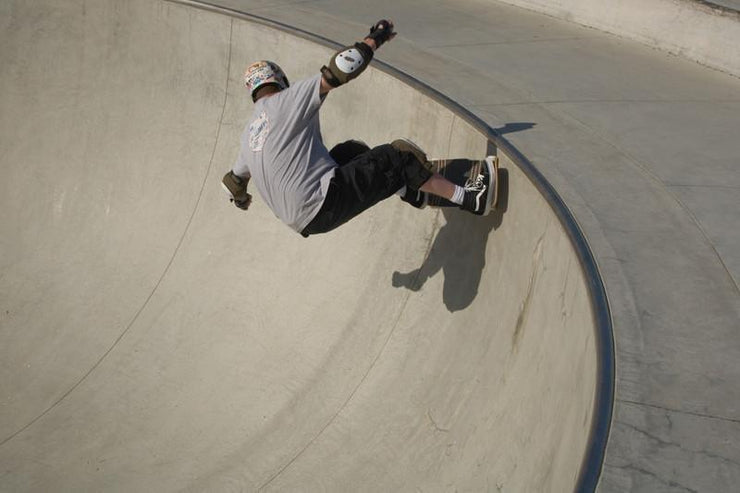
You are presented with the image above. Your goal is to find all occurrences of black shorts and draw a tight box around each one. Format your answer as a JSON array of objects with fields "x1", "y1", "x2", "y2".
[{"x1": 301, "y1": 140, "x2": 433, "y2": 237}]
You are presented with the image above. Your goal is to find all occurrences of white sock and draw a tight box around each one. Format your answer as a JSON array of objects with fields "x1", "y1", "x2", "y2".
[{"x1": 450, "y1": 185, "x2": 465, "y2": 205}]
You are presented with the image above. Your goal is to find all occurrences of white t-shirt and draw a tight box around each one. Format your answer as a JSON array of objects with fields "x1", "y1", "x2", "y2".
[{"x1": 233, "y1": 74, "x2": 336, "y2": 232}]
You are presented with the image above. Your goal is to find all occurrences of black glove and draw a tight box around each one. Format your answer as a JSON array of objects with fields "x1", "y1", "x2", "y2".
[
  {"x1": 232, "y1": 193, "x2": 252, "y2": 211},
  {"x1": 367, "y1": 20, "x2": 396, "y2": 48},
  {"x1": 222, "y1": 171, "x2": 253, "y2": 210}
]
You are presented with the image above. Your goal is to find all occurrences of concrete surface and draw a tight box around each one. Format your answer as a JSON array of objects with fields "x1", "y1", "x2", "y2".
[
  {"x1": 495, "y1": 0, "x2": 740, "y2": 77},
  {"x1": 4, "y1": 0, "x2": 740, "y2": 491},
  {"x1": 0, "y1": 0, "x2": 607, "y2": 491},
  {"x1": 198, "y1": 0, "x2": 740, "y2": 491}
]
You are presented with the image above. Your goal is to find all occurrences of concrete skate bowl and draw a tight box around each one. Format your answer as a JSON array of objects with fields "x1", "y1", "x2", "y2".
[{"x1": 0, "y1": 1, "x2": 613, "y2": 491}]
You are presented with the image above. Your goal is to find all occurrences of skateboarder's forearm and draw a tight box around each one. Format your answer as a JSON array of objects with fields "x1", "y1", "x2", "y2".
[
  {"x1": 363, "y1": 38, "x2": 378, "y2": 51},
  {"x1": 319, "y1": 20, "x2": 395, "y2": 94},
  {"x1": 320, "y1": 39, "x2": 375, "y2": 94}
]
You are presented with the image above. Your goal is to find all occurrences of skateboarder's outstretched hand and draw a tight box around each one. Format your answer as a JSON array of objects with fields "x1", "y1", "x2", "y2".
[
  {"x1": 365, "y1": 19, "x2": 397, "y2": 49},
  {"x1": 320, "y1": 19, "x2": 396, "y2": 92},
  {"x1": 222, "y1": 171, "x2": 252, "y2": 211},
  {"x1": 233, "y1": 193, "x2": 252, "y2": 211}
]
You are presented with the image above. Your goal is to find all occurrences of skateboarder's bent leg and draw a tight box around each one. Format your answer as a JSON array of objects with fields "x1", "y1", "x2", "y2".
[
  {"x1": 302, "y1": 144, "x2": 435, "y2": 236},
  {"x1": 419, "y1": 174, "x2": 456, "y2": 201},
  {"x1": 330, "y1": 140, "x2": 457, "y2": 201},
  {"x1": 329, "y1": 140, "x2": 371, "y2": 165},
  {"x1": 388, "y1": 138, "x2": 461, "y2": 203}
]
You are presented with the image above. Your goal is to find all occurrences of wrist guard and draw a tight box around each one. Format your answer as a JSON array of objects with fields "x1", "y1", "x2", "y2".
[
  {"x1": 321, "y1": 42, "x2": 374, "y2": 88},
  {"x1": 368, "y1": 20, "x2": 394, "y2": 48}
]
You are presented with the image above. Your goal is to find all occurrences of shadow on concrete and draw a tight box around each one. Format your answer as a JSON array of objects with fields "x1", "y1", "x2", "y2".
[
  {"x1": 493, "y1": 122, "x2": 536, "y2": 136},
  {"x1": 392, "y1": 167, "x2": 509, "y2": 312}
]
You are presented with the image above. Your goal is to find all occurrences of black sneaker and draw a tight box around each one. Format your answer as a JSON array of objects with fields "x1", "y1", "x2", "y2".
[
  {"x1": 460, "y1": 156, "x2": 498, "y2": 216},
  {"x1": 399, "y1": 186, "x2": 428, "y2": 209},
  {"x1": 390, "y1": 138, "x2": 434, "y2": 171}
]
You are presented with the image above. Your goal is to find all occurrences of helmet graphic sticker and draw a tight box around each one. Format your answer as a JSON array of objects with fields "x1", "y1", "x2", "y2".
[{"x1": 244, "y1": 61, "x2": 290, "y2": 102}]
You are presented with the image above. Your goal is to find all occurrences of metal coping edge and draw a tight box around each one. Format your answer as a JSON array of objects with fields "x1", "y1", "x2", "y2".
[
  {"x1": 693, "y1": 0, "x2": 740, "y2": 17},
  {"x1": 167, "y1": 1, "x2": 616, "y2": 491}
]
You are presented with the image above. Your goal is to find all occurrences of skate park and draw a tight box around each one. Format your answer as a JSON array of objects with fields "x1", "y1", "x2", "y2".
[{"x1": 1, "y1": 0, "x2": 738, "y2": 491}]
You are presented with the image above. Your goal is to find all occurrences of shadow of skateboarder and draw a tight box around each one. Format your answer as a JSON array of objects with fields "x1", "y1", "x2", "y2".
[{"x1": 392, "y1": 168, "x2": 509, "y2": 312}]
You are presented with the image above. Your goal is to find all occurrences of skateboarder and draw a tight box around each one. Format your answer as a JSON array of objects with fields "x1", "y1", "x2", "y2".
[{"x1": 222, "y1": 20, "x2": 495, "y2": 237}]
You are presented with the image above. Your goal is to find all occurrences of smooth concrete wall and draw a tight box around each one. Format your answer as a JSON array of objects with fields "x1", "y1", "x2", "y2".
[
  {"x1": 496, "y1": 0, "x2": 740, "y2": 77},
  {"x1": 1, "y1": 0, "x2": 599, "y2": 490}
]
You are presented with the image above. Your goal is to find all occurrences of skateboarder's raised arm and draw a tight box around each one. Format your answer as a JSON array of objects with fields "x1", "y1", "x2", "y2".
[{"x1": 319, "y1": 20, "x2": 396, "y2": 96}]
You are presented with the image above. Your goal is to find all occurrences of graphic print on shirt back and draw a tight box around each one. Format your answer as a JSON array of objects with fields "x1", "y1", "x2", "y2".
[{"x1": 249, "y1": 111, "x2": 270, "y2": 152}]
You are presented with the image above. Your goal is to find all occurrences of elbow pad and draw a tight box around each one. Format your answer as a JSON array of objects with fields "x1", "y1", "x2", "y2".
[{"x1": 321, "y1": 42, "x2": 374, "y2": 88}]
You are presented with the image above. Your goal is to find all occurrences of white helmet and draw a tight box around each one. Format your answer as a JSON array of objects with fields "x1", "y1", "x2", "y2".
[{"x1": 244, "y1": 61, "x2": 290, "y2": 102}]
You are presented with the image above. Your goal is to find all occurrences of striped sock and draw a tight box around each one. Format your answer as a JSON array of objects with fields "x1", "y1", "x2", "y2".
[{"x1": 450, "y1": 185, "x2": 465, "y2": 205}]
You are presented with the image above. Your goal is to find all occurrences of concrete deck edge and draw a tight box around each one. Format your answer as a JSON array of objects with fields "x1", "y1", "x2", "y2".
[
  {"x1": 169, "y1": 1, "x2": 616, "y2": 490},
  {"x1": 495, "y1": 0, "x2": 740, "y2": 78}
]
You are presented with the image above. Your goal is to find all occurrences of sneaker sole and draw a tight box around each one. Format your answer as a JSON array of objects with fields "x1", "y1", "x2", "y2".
[
  {"x1": 474, "y1": 156, "x2": 498, "y2": 216},
  {"x1": 396, "y1": 185, "x2": 428, "y2": 209},
  {"x1": 396, "y1": 138, "x2": 423, "y2": 152},
  {"x1": 409, "y1": 188, "x2": 429, "y2": 209},
  {"x1": 393, "y1": 138, "x2": 434, "y2": 171},
  {"x1": 486, "y1": 155, "x2": 500, "y2": 213}
]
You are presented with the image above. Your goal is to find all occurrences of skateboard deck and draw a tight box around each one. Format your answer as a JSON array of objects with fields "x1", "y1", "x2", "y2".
[{"x1": 426, "y1": 156, "x2": 500, "y2": 214}]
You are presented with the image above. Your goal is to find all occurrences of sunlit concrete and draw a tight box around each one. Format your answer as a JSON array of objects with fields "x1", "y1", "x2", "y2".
[{"x1": 0, "y1": 1, "x2": 603, "y2": 491}]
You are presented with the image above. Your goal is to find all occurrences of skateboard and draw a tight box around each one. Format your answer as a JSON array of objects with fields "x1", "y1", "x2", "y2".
[{"x1": 403, "y1": 156, "x2": 500, "y2": 215}]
